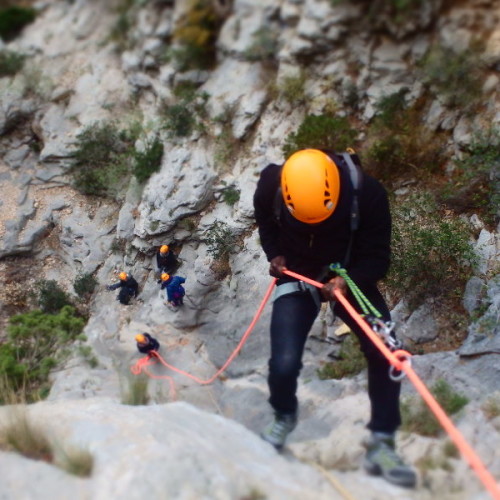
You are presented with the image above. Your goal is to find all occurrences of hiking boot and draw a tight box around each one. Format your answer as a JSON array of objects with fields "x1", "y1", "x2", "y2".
[
  {"x1": 261, "y1": 411, "x2": 297, "y2": 450},
  {"x1": 363, "y1": 433, "x2": 417, "y2": 488}
]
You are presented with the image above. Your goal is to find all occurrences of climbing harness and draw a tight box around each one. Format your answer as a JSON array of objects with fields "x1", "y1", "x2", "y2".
[{"x1": 273, "y1": 280, "x2": 321, "y2": 311}]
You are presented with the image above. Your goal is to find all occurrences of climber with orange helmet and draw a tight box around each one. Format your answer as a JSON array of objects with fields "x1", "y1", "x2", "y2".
[
  {"x1": 156, "y1": 244, "x2": 179, "y2": 276},
  {"x1": 135, "y1": 333, "x2": 160, "y2": 355},
  {"x1": 106, "y1": 271, "x2": 139, "y2": 305},
  {"x1": 159, "y1": 272, "x2": 186, "y2": 309},
  {"x1": 253, "y1": 148, "x2": 416, "y2": 488}
]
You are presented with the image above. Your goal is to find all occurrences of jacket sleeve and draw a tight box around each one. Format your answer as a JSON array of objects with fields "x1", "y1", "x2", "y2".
[
  {"x1": 108, "y1": 281, "x2": 122, "y2": 290},
  {"x1": 346, "y1": 176, "x2": 391, "y2": 287},
  {"x1": 253, "y1": 164, "x2": 283, "y2": 261}
]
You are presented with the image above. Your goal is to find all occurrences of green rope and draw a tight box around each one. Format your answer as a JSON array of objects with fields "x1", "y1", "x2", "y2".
[{"x1": 329, "y1": 263, "x2": 382, "y2": 319}]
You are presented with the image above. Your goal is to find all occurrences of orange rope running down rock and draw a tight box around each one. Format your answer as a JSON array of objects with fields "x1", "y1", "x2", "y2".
[
  {"x1": 283, "y1": 269, "x2": 500, "y2": 500},
  {"x1": 131, "y1": 277, "x2": 277, "y2": 385}
]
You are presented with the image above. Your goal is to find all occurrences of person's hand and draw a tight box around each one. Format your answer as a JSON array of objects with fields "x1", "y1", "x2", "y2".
[
  {"x1": 269, "y1": 255, "x2": 287, "y2": 278},
  {"x1": 321, "y1": 276, "x2": 347, "y2": 301},
  {"x1": 106, "y1": 285, "x2": 112, "y2": 291}
]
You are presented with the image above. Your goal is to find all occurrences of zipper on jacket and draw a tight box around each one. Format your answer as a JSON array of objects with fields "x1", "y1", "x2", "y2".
[{"x1": 309, "y1": 233, "x2": 314, "y2": 248}]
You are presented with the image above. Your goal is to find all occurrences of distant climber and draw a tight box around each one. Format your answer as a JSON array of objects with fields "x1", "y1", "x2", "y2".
[
  {"x1": 159, "y1": 272, "x2": 185, "y2": 309},
  {"x1": 107, "y1": 272, "x2": 139, "y2": 305},
  {"x1": 135, "y1": 333, "x2": 160, "y2": 355},
  {"x1": 156, "y1": 245, "x2": 179, "y2": 276}
]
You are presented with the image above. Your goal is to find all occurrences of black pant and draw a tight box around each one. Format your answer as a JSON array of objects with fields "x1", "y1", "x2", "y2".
[
  {"x1": 268, "y1": 286, "x2": 401, "y2": 433},
  {"x1": 118, "y1": 287, "x2": 136, "y2": 305}
]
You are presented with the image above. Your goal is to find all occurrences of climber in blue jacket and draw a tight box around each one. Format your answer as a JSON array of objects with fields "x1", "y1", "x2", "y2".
[{"x1": 159, "y1": 272, "x2": 186, "y2": 307}]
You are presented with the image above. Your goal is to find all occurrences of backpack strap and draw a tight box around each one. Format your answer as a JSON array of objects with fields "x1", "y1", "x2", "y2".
[
  {"x1": 273, "y1": 175, "x2": 283, "y2": 225},
  {"x1": 338, "y1": 149, "x2": 363, "y2": 267},
  {"x1": 340, "y1": 150, "x2": 362, "y2": 232}
]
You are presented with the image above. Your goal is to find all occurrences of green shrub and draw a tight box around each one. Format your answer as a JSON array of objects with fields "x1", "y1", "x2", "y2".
[
  {"x1": 244, "y1": 27, "x2": 279, "y2": 62},
  {"x1": 70, "y1": 121, "x2": 134, "y2": 197},
  {"x1": 162, "y1": 103, "x2": 196, "y2": 137},
  {"x1": 282, "y1": 114, "x2": 358, "y2": 159},
  {"x1": 442, "y1": 127, "x2": 500, "y2": 227},
  {"x1": 205, "y1": 220, "x2": 236, "y2": 261},
  {"x1": 133, "y1": 136, "x2": 164, "y2": 183},
  {"x1": 388, "y1": 193, "x2": 476, "y2": 307},
  {"x1": 482, "y1": 393, "x2": 500, "y2": 420},
  {"x1": 418, "y1": 44, "x2": 484, "y2": 110},
  {"x1": 401, "y1": 379, "x2": 468, "y2": 436},
  {"x1": 221, "y1": 185, "x2": 240, "y2": 206},
  {"x1": 36, "y1": 280, "x2": 72, "y2": 313},
  {"x1": 108, "y1": 0, "x2": 137, "y2": 51},
  {"x1": 161, "y1": 85, "x2": 208, "y2": 138},
  {"x1": 274, "y1": 71, "x2": 307, "y2": 105},
  {"x1": 330, "y1": 0, "x2": 426, "y2": 24},
  {"x1": 73, "y1": 273, "x2": 98, "y2": 298},
  {"x1": 0, "y1": 6, "x2": 36, "y2": 42},
  {"x1": 317, "y1": 333, "x2": 366, "y2": 380},
  {"x1": 364, "y1": 89, "x2": 447, "y2": 182},
  {"x1": 171, "y1": 0, "x2": 224, "y2": 71},
  {"x1": 213, "y1": 106, "x2": 238, "y2": 169},
  {"x1": 0, "y1": 50, "x2": 25, "y2": 77},
  {"x1": 1, "y1": 306, "x2": 86, "y2": 401}
]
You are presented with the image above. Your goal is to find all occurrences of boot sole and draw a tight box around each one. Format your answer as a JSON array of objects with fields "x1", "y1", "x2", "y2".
[{"x1": 363, "y1": 460, "x2": 417, "y2": 489}]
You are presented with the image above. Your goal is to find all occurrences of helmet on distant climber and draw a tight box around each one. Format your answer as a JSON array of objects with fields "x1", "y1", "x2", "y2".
[
  {"x1": 160, "y1": 245, "x2": 169, "y2": 254},
  {"x1": 161, "y1": 273, "x2": 170, "y2": 281},
  {"x1": 119, "y1": 272, "x2": 128, "y2": 281},
  {"x1": 281, "y1": 149, "x2": 340, "y2": 224},
  {"x1": 135, "y1": 334, "x2": 146, "y2": 343}
]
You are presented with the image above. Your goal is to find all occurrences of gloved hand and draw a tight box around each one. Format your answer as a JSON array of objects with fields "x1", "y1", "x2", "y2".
[
  {"x1": 321, "y1": 276, "x2": 347, "y2": 301},
  {"x1": 106, "y1": 285, "x2": 112, "y2": 291},
  {"x1": 269, "y1": 255, "x2": 287, "y2": 278}
]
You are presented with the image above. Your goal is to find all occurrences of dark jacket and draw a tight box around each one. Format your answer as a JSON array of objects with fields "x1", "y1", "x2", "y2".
[
  {"x1": 108, "y1": 275, "x2": 139, "y2": 296},
  {"x1": 253, "y1": 152, "x2": 391, "y2": 288},
  {"x1": 156, "y1": 250, "x2": 178, "y2": 273},
  {"x1": 137, "y1": 333, "x2": 160, "y2": 354},
  {"x1": 160, "y1": 276, "x2": 186, "y2": 303}
]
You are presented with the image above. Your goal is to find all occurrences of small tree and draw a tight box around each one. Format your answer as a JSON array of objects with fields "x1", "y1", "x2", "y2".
[
  {"x1": 36, "y1": 280, "x2": 72, "y2": 313},
  {"x1": 1, "y1": 306, "x2": 86, "y2": 400}
]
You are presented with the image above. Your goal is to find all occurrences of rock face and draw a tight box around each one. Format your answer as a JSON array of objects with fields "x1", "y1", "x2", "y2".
[
  {"x1": 0, "y1": 0, "x2": 499, "y2": 499},
  {"x1": 0, "y1": 400, "x2": 345, "y2": 500}
]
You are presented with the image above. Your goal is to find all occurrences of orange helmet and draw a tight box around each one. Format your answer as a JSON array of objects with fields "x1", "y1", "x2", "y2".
[
  {"x1": 281, "y1": 149, "x2": 340, "y2": 224},
  {"x1": 135, "y1": 334, "x2": 146, "y2": 343},
  {"x1": 161, "y1": 273, "x2": 170, "y2": 281},
  {"x1": 119, "y1": 272, "x2": 128, "y2": 281},
  {"x1": 160, "y1": 245, "x2": 169, "y2": 254}
]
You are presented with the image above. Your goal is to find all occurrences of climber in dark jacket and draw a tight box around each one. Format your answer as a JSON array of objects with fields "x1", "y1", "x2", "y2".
[
  {"x1": 253, "y1": 148, "x2": 416, "y2": 488},
  {"x1": 156, "y1": 244, "x2": 178, "y2": 275},
  {"x1": 159, "y1": 273, "x2": 186, "y2": 307},
  {"x1": 135, "y1": 333, "x2": 160, "y2": 355},
  {"x1": 107, "y1": 272, "x2": 139, "y2": 305}
]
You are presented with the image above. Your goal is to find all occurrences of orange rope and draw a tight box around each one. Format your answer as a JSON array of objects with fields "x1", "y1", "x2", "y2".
[
  {"x1": 130, "y1": 268, "x2": 500, "y2": 499},
  {"x1": 283, "y1": 269, "x2": 500, "y2": 500},
  {"x1": 131, "y1": 278, "x2": 277, "y2": 385}
]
